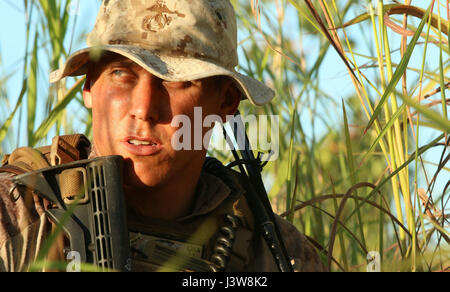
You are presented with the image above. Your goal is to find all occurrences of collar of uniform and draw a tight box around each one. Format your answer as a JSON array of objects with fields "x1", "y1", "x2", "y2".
[
  {"x1": 178, "y1": 170, "x2": 232, "y2": 222},
  {"x1": 87, "y1": 146, "x2": 234, "y2": 222}
]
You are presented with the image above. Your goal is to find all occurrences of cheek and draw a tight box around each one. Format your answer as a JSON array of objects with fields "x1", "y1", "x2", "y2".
[
  {"x1": 90, "y1": 87, "x2": 130, "y2": 153},
  {"x1": 198, "y1": 89, "x2": 224, "y2": 118},
  {"x1": 167, "y1": 92, "x2": 222, "y2": 151},
  {"x1": 170, "y1": 89, "x2": 221, "y2": 119},
  {"x1": 91, "y1": 87, "x2": 129, "y2": 122}
]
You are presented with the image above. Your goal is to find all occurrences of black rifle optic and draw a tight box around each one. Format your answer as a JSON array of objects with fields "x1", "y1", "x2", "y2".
[{"x1": 223, "y1": 111, "x2": 294, "y2": 272}]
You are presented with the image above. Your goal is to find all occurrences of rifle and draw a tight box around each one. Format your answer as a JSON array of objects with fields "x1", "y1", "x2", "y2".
[
  {"x1": 223, "y1": 111, "x2": 294, "y2": 272},
  {"x1": 12, "y1": 156, "x2": 131, "y2": 272}
]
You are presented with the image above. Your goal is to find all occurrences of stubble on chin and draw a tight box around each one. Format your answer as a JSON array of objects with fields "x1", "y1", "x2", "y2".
[{"x1": 121, "y1": 155, "x2": 174, "y2": 190}]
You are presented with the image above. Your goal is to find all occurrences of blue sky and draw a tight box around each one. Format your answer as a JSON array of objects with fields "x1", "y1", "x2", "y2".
[
  {"x1": 0, "y1": 0, "x2": 99, "y2": 74},
  {"x1": 0, "y1": 0, "x2": 100, "y2": 147}
]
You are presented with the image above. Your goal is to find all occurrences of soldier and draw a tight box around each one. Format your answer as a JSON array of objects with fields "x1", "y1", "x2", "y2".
[{"x1": 0, "y1": 0, "x2": 325, "y2": 272}]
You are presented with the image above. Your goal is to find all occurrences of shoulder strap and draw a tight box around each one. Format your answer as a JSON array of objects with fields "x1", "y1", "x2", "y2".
[
  {"x1": 0, "y1": 134, "x2": 91, "y2": 269},
  {"x1": 203, "y1": 157, "x2": 255, "y2": 228},
  {"x1": 203, "y1": 157, "x2": 256, "y2": 271},
  {"x1": 0, "y1": 134, "x2": 91, "y2": 175}
]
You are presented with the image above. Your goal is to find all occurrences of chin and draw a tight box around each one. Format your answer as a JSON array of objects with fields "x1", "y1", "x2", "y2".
[
  {"x1": 123, "y1": 170, "x2": 167, "y2": 189},
  {"x1": 122, "y1": 159, "x2": 170, "y2": 188},
  {"x1": 126, "y1": 175, "x2": 161, "y2": 189}
]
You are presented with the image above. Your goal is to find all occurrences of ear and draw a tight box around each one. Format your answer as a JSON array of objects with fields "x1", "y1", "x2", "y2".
[
  {"x1": 218, "y1": 80, "x2": 241, "y2": 121},
  {"x1": 82, "y1": 76, "x2": 93, "y2": 109}
]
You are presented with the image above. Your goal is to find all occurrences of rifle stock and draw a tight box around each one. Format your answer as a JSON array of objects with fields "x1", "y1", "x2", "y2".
[{"x1": 13, "y1": 156, "x2": 131, "y2": 272}]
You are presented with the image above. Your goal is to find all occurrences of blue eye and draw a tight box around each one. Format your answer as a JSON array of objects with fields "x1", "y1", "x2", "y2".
[
  {"x1": 113, "y1": 70, "x2": 126, "y2": 76},
  {"x1": 110, "y1": 69, "x2": 135, "y2": 82}
]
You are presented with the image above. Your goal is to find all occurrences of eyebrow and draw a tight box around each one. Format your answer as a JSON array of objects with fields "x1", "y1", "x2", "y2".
[{"x1": 105, "y1": 59, "x2": 136, "y2": 68}]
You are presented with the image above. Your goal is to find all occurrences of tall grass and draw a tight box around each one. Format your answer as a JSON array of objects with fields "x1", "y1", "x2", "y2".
[
  {"x1": 0, "y1": 0, "x2": 448, "y2": 272},
  {"x1": 231, "y1": 0, "x2": 449, "y2": 272},
  {"x1": 0, "y1": 0, "x2": 91, "y2": 151}
]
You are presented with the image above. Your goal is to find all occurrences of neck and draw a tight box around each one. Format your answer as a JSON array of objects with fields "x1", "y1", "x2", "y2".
[{"x1": 124, "y1": 164, "x2": 203, "y2": 221}]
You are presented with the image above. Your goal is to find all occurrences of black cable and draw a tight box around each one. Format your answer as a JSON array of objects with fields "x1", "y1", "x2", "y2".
[{"x1": 223, "y1": 112, "x2": 294, "y2": 272}]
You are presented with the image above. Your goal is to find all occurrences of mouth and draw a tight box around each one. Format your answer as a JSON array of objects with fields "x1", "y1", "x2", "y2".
[
  {"x1": 122, "y1": 137, "x2": 163, "y2": 156},
  {"x1": 127, "y1": 139, "x2": 158, "y2": 146}
]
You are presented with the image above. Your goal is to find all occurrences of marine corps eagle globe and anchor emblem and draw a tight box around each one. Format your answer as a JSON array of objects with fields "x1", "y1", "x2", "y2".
[{"x1": 142, "y1": 0, "x2": 186, "y2": 32}]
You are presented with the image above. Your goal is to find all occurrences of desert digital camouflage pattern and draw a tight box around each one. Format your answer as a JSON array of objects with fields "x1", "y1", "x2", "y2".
[
  {"x1": 50, "y1": 0, "x2": 275, "y2": 106},
  {"x1": 0, "y1": 163, "x2": 326, "y2": 272}
]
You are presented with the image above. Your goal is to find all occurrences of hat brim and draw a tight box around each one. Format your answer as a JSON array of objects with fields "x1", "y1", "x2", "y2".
[{"x1": 50, "y1": 45, "x2": 275, "y2": 106}]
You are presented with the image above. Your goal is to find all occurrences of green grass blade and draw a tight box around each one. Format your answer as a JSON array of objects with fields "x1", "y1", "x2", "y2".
[
  {"x1": 359, "y1": 103, "x2": 407, "y2": 167},
  {"x1": 286, "y1": 109, "x2": 297, "y2": 217},
  {"x1": 330, "y1": 177, "x2": 349, "y2": 271},
  {"x1": 400, "y1": 94, "x2": 450, "y2": 133},
  {"x1": 342, "y1": 100, "x2": 366, "y2": 249},
  {"x1": 27, "y1": 32, "x2": 39, "y2": 146},
  {"x1": 334, "y1": 4, "x2": 399, "y2": 30},
  {"x1": 32, "y1": 77, "x2": 85, "y2": 146},
  {"x1": 287, "y1": 0, "x2": 325, "y2": 39},
  {"x1": 365, "y1": 4, "x2": 433, "y2": 134},
  {"x1": 344, "y1": 133, "x2": 446, "y2": 229},
  {"x1": 0, "y1": 79, "x2": 28, "y2": 144},
  {"x1": 437, "y1": 4, "x2": 448, "y2": 120}
]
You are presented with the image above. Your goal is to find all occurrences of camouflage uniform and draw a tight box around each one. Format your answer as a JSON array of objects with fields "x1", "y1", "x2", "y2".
[{"x1": 0, "y1": 148, "x2": 325, "y2": 272}]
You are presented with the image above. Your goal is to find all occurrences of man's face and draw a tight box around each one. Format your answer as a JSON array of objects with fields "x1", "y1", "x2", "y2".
[{"x1": 83, "y1": 53, "x2": 239, "y2": 190}]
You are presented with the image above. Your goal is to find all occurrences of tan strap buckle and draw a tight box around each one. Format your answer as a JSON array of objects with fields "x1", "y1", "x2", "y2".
[{"x1": 50, "y1": 136, "x2": 80, "y2": 166}]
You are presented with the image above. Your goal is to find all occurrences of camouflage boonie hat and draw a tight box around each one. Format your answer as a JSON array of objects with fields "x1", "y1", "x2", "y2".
[{"x1": 50, "y1": 0, "x2": 275, "y2": 106}]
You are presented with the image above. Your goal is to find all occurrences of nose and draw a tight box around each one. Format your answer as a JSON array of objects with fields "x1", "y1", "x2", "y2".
[{"x1": 130, "y1": 74, "x2": 161, "y2": 122}]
